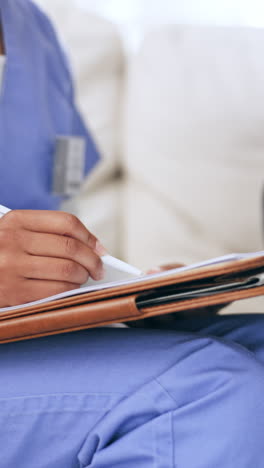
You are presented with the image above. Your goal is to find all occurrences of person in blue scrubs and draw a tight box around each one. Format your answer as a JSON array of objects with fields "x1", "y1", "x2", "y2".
[{"x1": 0, "y1": 2, "x2": 264, "y2": 467}]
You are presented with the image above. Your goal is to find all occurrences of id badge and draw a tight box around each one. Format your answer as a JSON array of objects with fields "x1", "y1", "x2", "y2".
[{"x1": 52, "y1": 136, "x2": 86, "y2": 196}]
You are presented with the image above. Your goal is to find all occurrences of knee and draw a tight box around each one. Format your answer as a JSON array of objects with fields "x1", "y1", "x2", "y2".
[
  {"x1": 212, "y1": 338, "x2": 264, "y2": 410},
  {"x1": 157, "y1": 337, "x2": 264, "y2": 466},
  {"x1": 211, "y1": 346, "x2": 264, "y2": 464},
  {"x1": 157, "y1": 335, "x2": 264, "y2": 423},
  {"x1": 224, "y1": 348, "x2": 264, "y2": 431}
]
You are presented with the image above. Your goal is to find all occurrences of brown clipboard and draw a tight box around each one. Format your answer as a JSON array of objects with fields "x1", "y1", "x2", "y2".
[{"x1": 0, "y1": 254, "x2": 263, "y2": 344}]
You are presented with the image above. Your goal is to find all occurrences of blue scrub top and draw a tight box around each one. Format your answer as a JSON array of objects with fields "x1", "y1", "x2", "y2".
[{"x1": 0, "y1": 0, "x2": 100, "y2": 210}]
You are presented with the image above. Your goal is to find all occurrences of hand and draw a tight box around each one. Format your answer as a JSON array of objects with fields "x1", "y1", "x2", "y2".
[{"x1": 0, "y1": 210, "x2": 106, "y2": 307}]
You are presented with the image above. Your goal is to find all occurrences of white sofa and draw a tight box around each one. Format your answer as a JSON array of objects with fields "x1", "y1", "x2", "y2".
[
  {"x1": 123, "y1": 25, "x2": 264, "y2": 313},
  {"x1": 35, "y1": 2, "x2": 264, "y2": 312}
]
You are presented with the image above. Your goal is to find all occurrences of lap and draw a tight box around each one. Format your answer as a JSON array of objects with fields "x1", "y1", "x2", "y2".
[
  {"x1": 0, "y1": 317, "x2": 264, "y2": 467},
  {"x1": 1, "y1": 318, "x2": 262, "y2": 397}
]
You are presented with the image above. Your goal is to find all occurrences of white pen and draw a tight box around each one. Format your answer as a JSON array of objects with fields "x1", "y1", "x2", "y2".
[{"x1": 0, "y1": 204, "x2": 11, "y2": 218}]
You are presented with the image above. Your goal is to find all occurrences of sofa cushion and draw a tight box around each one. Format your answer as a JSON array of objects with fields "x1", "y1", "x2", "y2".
[{"x1": 123, "y1": 25, "x2": 264, "y2": 261}]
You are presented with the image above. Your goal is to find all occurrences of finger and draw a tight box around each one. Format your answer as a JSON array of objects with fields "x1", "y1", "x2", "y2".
[
  {"x1": 159, "y1": 263, "x2": 185, "y2": 271},
  {"x1": 147, "y1": 267, "x2": 163, "y2": 274},
  {"x1": 11, "y1": 280, "x2": 80, "y2": 306},
  {"x1": 22, "y1": 231, "x2": 104, "y2": 276},
  {"x1": 22, "y1": 256, "x2": 92, "y2": 284},
  {"x1": 3, "y1": 210, "x2": 104, "y2": 252}
]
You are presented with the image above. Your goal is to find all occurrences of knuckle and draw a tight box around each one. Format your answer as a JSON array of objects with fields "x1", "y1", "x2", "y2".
[
  {"x1": 61, "y1": 260, "x2": 79, "y2": 280},
  {"x1": 0, "y1": 251, "x2": 11, "y2": 271},
  {"x1": 0, "y1": 229, "x2": 9, "y2": 243},
  {"x1": 2, "y1": 210, "x2": 21, "y2": 225},
  {"x1": 0, "y1": 228, "x2": 18, "y2": 246},
  {"x1": 64, "y1": 237, "x2": 78, "y2": 257},
  {"x1": 0, "y1": 228, "x2": 24, "y2": 250},
  {"x1": 64, "y1": 213, "x2": 80, "y2": 233}
]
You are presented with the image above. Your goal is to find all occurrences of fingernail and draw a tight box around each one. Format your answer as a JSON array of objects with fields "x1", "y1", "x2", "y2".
[{"x1": 95, "y1": 240, "x2": 107, "y2": 257}]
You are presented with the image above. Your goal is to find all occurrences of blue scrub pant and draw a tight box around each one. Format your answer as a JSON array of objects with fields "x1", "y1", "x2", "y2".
[{"x1": 0, "y1": 314, "x2": 264, "y2": 467}]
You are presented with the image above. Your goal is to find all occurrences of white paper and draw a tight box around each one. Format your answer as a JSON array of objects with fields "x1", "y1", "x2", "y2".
[
  {"x1": 87, "y1": 255, "x2": 142, "y2": 286},
  {"x1": 0, "y1": 250, "x2": 263, "y2": 313}
]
